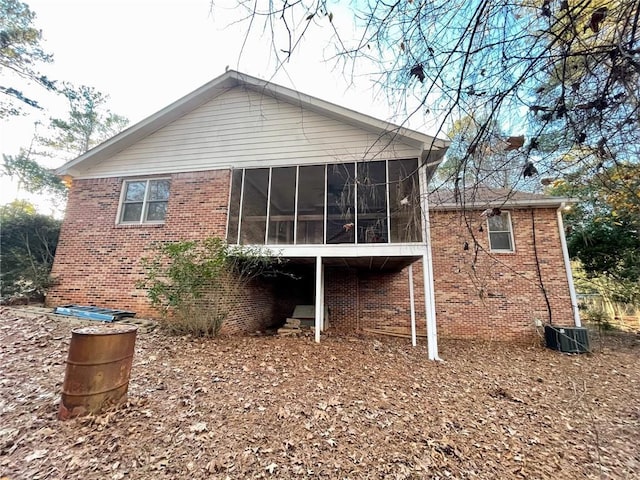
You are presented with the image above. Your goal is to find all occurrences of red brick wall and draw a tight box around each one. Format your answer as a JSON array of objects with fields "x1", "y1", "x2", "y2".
[
  {"x1": 49, "y1": 171, "x2": 575, "y2": 341},
  {"x1": 357, "y1": 264, "x2": 426, "y2": 332},
  {"x1": 326, "y1": 209, "x2": 574, "y2": 342},
  {"x1": 47, "y1": 170, "x2": 280, "y2": 334},
  {"x1": 223, "y1": 279, "x2": 276, "y2": 335},
  {"x1": 429, "y1": 208, "x2": 575, "y2": 341},
  {"x1": 325, "y1": 262, "x2": 428, "y2": 333},
  {"x1": 325, "y1": 267, "x2": 358, "y2": 331}
]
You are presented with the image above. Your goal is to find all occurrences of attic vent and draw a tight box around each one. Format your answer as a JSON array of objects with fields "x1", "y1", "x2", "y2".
[{"x1": 544, "y1": 326, "x2": 590, "y2": 353}]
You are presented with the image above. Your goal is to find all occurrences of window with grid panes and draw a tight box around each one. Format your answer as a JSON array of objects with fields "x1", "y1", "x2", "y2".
[
  {"x1": 119, "y1": 179, "x2": 170, "y2": 224},
  {"x1": 487, "y1": 211, "x2": 514, "y2": 252}
]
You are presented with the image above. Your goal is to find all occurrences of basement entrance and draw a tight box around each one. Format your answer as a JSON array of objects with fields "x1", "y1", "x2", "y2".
[
  {"x1": 268, "y1": 252, "x2": 439, "y2": 359},
  {"x1": 273, "y1": 255, "x2": 423, "y2": 332}
]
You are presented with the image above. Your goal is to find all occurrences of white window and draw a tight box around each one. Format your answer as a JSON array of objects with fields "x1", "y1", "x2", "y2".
[
  {"x1": 118, "y1": 179, "x2": 170, "y2": 224},
  {"x1": 487, "y1": 211, "x2": 514, "y2": 252}
]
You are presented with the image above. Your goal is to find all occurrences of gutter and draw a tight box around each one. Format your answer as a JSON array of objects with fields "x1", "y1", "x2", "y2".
[
  {"x1": 431, "y1": 197, "x2": 574, "y2": 210},
  {"x1": 557, "y1": 204, "x2": 582, "y2": 327}
]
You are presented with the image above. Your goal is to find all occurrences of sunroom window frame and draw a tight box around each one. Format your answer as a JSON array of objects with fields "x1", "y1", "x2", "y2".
[
  {"x1": 117, "y1": 177, "x2": 171, "y2": 225},
  {"x1": 226, "y1": 159, "x2": 423, "y2": 246}
]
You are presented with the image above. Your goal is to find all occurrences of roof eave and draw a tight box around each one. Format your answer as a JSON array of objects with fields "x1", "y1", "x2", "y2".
[{"x1": 430, "y1": 197, "x2": 576, "y2": 210}]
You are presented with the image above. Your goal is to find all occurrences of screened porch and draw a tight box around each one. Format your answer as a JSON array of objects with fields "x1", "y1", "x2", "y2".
[{"x1": 226, "y1": 159, "x2": 424, "y2": 246}]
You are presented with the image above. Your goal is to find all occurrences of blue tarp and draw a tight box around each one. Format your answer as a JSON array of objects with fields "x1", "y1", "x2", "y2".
[{"x1": 54, "y1": 305, "x2": 136, "y2": 322}]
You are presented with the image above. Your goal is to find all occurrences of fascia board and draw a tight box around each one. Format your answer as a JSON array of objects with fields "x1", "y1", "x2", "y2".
[{"x1": 430, "y1": 197, "x2": 576, "y2": 210}]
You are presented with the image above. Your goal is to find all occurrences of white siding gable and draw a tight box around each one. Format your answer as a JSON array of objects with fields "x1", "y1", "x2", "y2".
[{"x1": 80, "y1": 87, "x2": 421, "y2": 178}]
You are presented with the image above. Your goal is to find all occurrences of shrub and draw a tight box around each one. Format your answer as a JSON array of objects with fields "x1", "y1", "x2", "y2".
[
  {"x1": 139, "y1": 238, "x2": 282, "y2": 337},
  {"x1": 0, "y1": 201, "x2": 61, "y2": 302}
]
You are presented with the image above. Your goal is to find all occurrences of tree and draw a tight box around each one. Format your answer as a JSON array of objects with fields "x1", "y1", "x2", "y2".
[
  {"x1": 548, "y1": 162, "x2": 640, "y2": 305},
  {"x1": 572, "y1": 261, "x2": 640, "y2": 316},
  {"x1": 1, "y1": 84, "x2": 128, "y2": 208},
  {"x1": 530, "y1": 1, "x2": 640, "y2": 162},
  {"x1": 223, "y1": 0, "x2": 639, "y2": 191},
  {"x1": 0, "y1": 0, "x2": 55, "y2": 117},
  {"x1": 0, "y1": 200, "x2": 61, "y2": 300},
  {"x1": 2, "y1": 149, "x2": 68, "y2": 201},
  {"x1": 435, "y1": 115, "x2": 534, "y2": 192},
  {"x1": 568, "y1": 216, "x2": 640, "y2": 284},
  {"x1": 601, "y1": 163, "x2": 640, "y2": 220},
  {"x1": 40, "y1": 83, "x2": 129, "y2": 157}
]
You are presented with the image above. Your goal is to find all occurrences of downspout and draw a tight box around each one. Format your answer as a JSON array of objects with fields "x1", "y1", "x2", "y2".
[
  {"x1": 356, "y1": 271, "x2": 360, "y2": 332},
  {"x1": 531, "y1": 210, "x2": 553, "y2": 325},
  {"x1": 557, "y1": 204, "x2": 582, "y2": 327}
]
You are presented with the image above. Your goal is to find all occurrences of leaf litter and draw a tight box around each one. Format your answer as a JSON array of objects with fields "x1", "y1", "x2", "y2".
[{"x1": 0, "y1": 306, "x2": 639, "y2": 479}]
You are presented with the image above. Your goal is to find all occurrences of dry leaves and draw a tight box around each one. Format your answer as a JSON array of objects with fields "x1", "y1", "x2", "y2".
[{"x1": 1, "y1": 306, "x2": 639, "y2": 479}]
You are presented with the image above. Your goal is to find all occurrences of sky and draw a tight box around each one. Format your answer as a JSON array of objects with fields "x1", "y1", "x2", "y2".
[{"x1": 2, "y1": 0, "x2": 436, "y2": 212}]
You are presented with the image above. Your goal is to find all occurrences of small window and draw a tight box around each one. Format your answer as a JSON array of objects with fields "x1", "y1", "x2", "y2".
[
  {"x1": 119, "y1": 179, "x2": 170, "y2": 224},
  {"x1": 487, "y1": 212, "x2": 514, "y2": 252}
]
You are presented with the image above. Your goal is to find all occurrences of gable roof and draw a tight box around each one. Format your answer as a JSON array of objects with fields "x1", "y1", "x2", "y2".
[
  {"x1": 429, "y1": 187, "x2": 573, "y2": 209},
  {"x1": 56, "y1": 70, "x2": 450, "y2": 177}
]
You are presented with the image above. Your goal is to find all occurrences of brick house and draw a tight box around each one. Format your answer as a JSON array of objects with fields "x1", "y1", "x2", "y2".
[{"x1": 49, "y1": 71, "x2": 580, "y2": 359}]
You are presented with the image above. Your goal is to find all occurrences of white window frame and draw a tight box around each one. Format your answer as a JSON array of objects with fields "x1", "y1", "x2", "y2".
[
  {"x1": 487, "y1": 211, "x2": 515, "y2": 253},
  {"x1": 116, "y1": 178, "x2": 170, "y2": 225}
]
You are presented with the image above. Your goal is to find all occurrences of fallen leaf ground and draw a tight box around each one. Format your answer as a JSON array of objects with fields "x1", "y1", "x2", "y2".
[{"x1": 1, "y1": 307, "x2": 639, "y2": 480}]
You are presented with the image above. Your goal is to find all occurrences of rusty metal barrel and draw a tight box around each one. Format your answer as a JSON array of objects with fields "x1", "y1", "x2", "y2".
[{"x1": 58, "y1": 324, "x2": 138, "y2": 420}]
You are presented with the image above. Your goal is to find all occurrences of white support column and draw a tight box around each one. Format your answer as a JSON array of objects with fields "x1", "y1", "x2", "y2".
[
  {"x1": 409, "y1": 264, "x2": 417, "y2": 347},
  {"x1": 423, "y1": 254, "x2": 439, "y2": 360},
  {"x1": 320, "y1": 261, "x2": 326, "y2": 332},
  {"x1": 419, "y1": 163, "x2": 440, "y2": 361},
  {"x1": 264, "y1": 167, "x2": 273, "y2": 244},
  {"x1": 315, "y1": 255, "x2": 323, "y2": 342},
  {"x1": 237, "y1": 169, "x2": 246, "y2": 244},
  {"x1": 557, "y1": 206, "x2": 582, "y2": 327}
]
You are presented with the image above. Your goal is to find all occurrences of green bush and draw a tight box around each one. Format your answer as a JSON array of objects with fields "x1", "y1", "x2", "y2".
[
  {"x1": 139, "y1": 238, "x2": 282, "y2": 337},
  {"x1": 0, "y1": 201, "x2": 61, "y2": 301}
]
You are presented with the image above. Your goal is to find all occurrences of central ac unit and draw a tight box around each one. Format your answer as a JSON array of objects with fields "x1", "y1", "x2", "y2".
[{"x1": 544, "y1": 325, "x2": 590, "y2": 353}]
